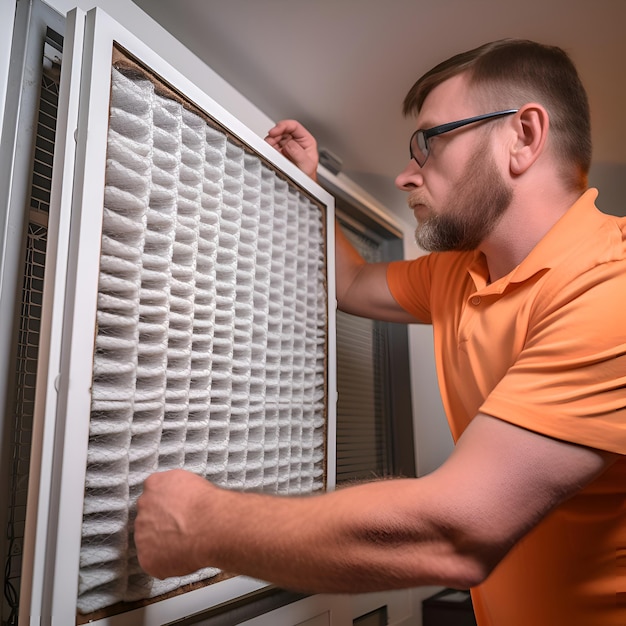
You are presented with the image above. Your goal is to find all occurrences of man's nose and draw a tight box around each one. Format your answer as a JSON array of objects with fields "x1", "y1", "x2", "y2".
[{"x1": 395, "y1": 159, "x2": 424, "y2": 191}]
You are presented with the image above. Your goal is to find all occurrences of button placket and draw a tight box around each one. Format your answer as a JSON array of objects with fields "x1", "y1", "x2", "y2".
[{"x1": 458, "y1": 293, "x2": 482, "y2": 346}]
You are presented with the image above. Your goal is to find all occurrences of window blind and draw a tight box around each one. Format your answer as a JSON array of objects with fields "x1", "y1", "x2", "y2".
[{"x1": 335, "y1": 225, "x2": 391, "y2": 483}]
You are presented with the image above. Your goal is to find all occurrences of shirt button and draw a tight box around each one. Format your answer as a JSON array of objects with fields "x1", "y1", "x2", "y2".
[{"x1": 471, "y1": 296, "x2": 481, "y2": 306}]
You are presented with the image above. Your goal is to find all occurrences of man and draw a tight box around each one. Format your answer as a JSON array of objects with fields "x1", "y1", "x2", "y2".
[{"x1": 135, "y1": 40, "x2": 626, "y2": 625}]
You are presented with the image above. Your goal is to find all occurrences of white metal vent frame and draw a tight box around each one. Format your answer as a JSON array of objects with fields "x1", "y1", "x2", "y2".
[{"x1": 21, "y1": 7, "x2": 337, "y2": 625}]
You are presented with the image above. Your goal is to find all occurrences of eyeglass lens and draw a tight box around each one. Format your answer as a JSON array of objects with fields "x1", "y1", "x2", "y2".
[{"x1": 410, "y1": 131, "x2": 428, "y2": 167}]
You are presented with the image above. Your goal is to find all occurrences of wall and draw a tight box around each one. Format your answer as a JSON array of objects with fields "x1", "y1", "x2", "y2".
[{"x1": 589, "y1": 162, "x2": 626, "y2": 217}]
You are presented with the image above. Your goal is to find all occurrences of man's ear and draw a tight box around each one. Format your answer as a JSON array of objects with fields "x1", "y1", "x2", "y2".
[{"x1": 509, "y1": 103, "x2": 549, "y2": 175}]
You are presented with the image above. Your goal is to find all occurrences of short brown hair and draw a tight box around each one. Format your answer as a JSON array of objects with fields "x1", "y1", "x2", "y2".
[{"x1": 403, "y1": 39, "x2": 591, "y2": 190}]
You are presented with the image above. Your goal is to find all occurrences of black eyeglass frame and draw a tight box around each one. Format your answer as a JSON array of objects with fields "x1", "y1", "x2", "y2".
[{"x1": 409, "y1": 109, "x2": 519, "y2": 167}]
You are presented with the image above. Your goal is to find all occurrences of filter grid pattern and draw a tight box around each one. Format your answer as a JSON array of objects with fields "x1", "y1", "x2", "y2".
[{"x1": 77, "y1": 67, "x2": 328, "y2": 614}]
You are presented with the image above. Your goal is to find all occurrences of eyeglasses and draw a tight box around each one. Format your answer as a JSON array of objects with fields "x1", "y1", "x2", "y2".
[{"x1": 409, "y1": 109, "x2": 519, "y2": 167}]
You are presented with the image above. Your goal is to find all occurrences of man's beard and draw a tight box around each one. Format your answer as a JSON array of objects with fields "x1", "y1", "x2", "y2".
[{"x1": 413, "y1": 146, "x2": 513, "y2": 252}]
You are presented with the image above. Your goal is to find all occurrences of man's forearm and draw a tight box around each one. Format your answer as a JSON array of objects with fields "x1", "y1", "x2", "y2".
[{"x1": 136, "y1": 470, "x2": 484, "y2": 593}]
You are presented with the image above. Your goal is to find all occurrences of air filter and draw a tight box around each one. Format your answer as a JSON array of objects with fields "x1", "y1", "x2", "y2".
[{"x1": 76, "y1": 60, "x2": 329, "y2": 615}]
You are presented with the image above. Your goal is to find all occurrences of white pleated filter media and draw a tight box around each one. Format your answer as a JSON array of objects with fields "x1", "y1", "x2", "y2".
[{"x1": 77, "y1": 66, "x2": 328, "y2": 614}]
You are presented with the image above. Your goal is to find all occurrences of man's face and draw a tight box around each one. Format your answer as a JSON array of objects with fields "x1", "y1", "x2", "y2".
[
  {"x1": 411, "y1": 134, "x2": 513, "y2": 251},
  {"x1": 396, "y1": 74, "x2": 514, "y2": 252}
]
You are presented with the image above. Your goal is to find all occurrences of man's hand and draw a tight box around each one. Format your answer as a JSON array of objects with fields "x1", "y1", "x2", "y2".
[
  {"x1": 265, "y1": 119, "x2": 319, "y2": 180},
  {"x1": 135, "y1": 469, "x2": 214, "y2": 579}
]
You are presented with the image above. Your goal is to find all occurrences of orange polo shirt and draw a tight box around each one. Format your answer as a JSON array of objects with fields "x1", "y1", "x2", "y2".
[{"x1": 387, "y1": 189, "x2": 626, "y2": 626}]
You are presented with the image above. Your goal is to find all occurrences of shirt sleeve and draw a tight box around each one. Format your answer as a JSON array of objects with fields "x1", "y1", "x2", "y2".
[
  {"x1": 481, "y1": 261, "x2": 626, "y2": 454},
  {"x1": 386, "y1": 257, "x2": 433, "y2": 323}
]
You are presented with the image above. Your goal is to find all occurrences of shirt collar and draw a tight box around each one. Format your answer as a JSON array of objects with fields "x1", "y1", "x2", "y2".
[{"x1": 468, "y1": 188, "x2": 601, "y2": 293}]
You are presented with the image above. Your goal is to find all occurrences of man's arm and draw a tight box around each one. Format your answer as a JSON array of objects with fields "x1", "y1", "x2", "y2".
[
  {"x1": 134, "y1": 414, "x2": 615, "y2": 592},
  {"x1": 266, "y1": 120, "x2": 418, "y2": 323}
]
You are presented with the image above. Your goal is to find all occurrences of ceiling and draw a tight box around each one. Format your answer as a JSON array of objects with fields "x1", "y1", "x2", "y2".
[{"x1": 130, "y1": 0, "x2": 626, "y2": 217}]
